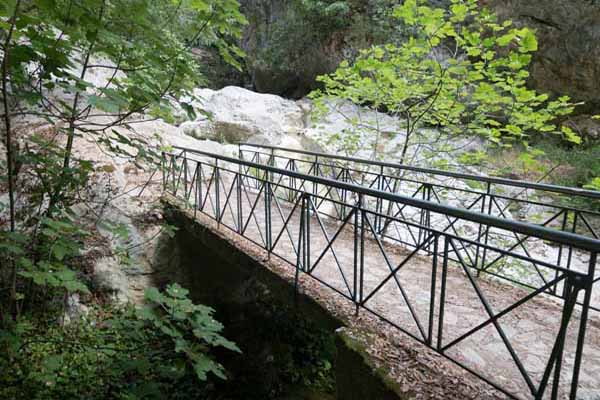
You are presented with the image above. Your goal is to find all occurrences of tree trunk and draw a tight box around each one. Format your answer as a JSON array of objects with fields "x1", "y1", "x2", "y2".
[{"x1": 1, "y1": 0, "x2": 22, "y2": 317}]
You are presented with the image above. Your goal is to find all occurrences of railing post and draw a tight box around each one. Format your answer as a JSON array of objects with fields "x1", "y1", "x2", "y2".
[
  {"x1": 313, "y1": 155, "x2": 319, "y2": 195},
  {"x1": 566, "y1": 211, "x2": 579, "y2": 274},
  {"x1": 569, "y1": 252, "x2": 596, "y2": 400},
  {"x1": 161, "y1": 151, "x2": 166, "y2": 191},
  {"x1": 375, "y1": 165, "x2": 384, "y2": 234},
  {"x1": 419, "y1": 184, "x2": 433, "y2": 252},
  {"x1": 265, "y1": 169, "x2": 272, "y2": 257},
  {"x1": 340, "y1": 167, "x2": 348, "y2": 220},
  {"x1": 359, "y1": 194, "x2": 365, "y2": 312},
  {"x1": 353, "y1": 194, "x2": 360, "y2": 315},
  {"x1": 288, "y1": 159, "x2": 296, "y2": 203},
  {"x1": 268, "y1": 147, "x2": 275, "y2": 185},
  {"x1": 475, "y1": 182, "x2": 491, "y2": 270},
  {"x1": 302, "y1": 193, "x2": 308, "y2": 272},
  {"x1": 554, "y1": 209, "x2": 569, "y2": 295},
  {"x1": 427, "y1": 233, "x2": 439, "y2": 346},
  {"x1": 437, "y1": 237, "x2": 449, "y2": 351},
  {"x1": 194, "y1": 162, "x2": 200, "y2": 218},
  {"x1": 294, "y1": 192, "x2": 306, "y2": 302},
  {"x1": 305, "y1": 193, "x2": 311, "y2": 272},
  {"x1": 479, "y1": 189, "x2": 494, "y2": 275},
  {"x1": 215, "y1": 158, "x2": 220, "y2": 224},
  {"x1": 171, "y1": 154, "x2": 176, "y2": 194},
  {"x1": 238, "y1": 143, "x2": 244, "y2": 225},
  {"x1": 183, "y1": 152, "x2": 188, "y2": 203},
  {"x1": 236, "y1": 171, "x2": 242, "y2": 234}
]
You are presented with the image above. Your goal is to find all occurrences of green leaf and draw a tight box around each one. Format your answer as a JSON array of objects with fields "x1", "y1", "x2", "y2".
[
  {"x1": 519, "y1": 29, "x2": 538, "y2": 53},
  {"x1": 87, "y1": 95, "x2": 121, "y2": 113},
  {"x1": 583, "y1": 177, "x2": 600, "y2": 191},
  {"x1": 144, "y1": 287, "x2": 163, "y2": 303},
  {"x1": 561, "y1": 125, "x2": 581, "y2": 144}
]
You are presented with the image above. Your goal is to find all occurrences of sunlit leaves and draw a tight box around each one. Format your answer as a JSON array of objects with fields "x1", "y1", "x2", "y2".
[
  {"x1": 561, "y1": 125, "x2": 582, "y2": 144},
  {"x1": 311, "y1": 0, "x2": 580, "y2": 158},
  {"x1": 583, "y1": 177, "x2": 600, "y2": 191},
  {"x1": 519, "y1": 29, "x2": 538, "y2": 53}
]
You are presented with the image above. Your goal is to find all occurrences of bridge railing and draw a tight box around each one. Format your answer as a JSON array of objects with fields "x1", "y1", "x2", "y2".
[
  {"x1": 239, "y1": 143, "x2": 600, "y2": 307},
  {"x1": 163, "y1": 145, "x2": 600, "y2": 400}
]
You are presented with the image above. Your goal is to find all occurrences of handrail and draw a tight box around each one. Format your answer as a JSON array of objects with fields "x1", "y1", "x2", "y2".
[
  {"x1": 239, "y1": 142, "x2": 600, "y2": 200},
  {"x1": 166, "y1": 145, "x2": 599, "y2": 399},
  {"x1": 171, "y1": 145, "x2": 600, "y2": 254}
]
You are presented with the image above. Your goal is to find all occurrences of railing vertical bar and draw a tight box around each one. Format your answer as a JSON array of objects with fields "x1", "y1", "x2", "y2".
[
  {"x1": 376, "y1": 165, "x2": 384, "y2": 233},
  {"x1": 570, "y1": 252, "x2": 597, "y2": 400},
  {"x1": 437, "y1": 237, "x2": 449, "y2": 350},
  {"x1": 428, "y1": 233, "x2": 439, "y2": 346},
  {"x1": 353, "y1": 196, "x2": 359, "y2": 315},
  {"x1": 294, "y1": 195, "x2": 305, "y2": 300},
  {"x1": 236, "y1": 173, "x2": 242, "y2": 234},
  {"x1": 479, "y1": 193, "x2": 494, "y2": 274},
  {"x1": 359, "y1": 194, "x2": 365, "y2": 307},
  {"x1": 194, "y1": 162, "x2": 200, "y2": 218},
  {"x1": 161, "y1": 151, "x2": 166, "y2": 190},
  {"x1": 475, "y1": 182, "x2": 490, "y2": 269},
  {"x1": 183, "y1": 151, "x2": 188, "y2": 199},
  {"x1": 215, "y1": 159, "x2": 220, "y2": 225},
  {"x1": 314, "y1": 156, "x2": 319, "y2": 195},
  {"x1": 551, "y1": 280, "x2": 572, "y2": 400},
  {"x1": 306, "y1": 193, "x2": 311, "y2": 272},
  {"x1": 566, "y1": 212, "x2": 579, "y2": 274},
  {"x1": 555, "y1": 209, "x2": 568, "y2": 295}
]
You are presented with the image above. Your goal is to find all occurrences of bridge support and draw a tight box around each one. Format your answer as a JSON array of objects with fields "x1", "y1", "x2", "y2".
[{"x1": 161, "y1": 199, "x2": 409, "y2": 400}]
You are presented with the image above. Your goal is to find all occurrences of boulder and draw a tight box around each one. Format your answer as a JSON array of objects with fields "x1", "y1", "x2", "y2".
[
  {"x1": 184, "y1": 86, "x2": 306, "y2": 144},
  {"x1": 567, "y1": 115, "x2": 600, "y2": 142},
  {"x1": 92, "y1": 256, "x2": 131, "y2": 303}
]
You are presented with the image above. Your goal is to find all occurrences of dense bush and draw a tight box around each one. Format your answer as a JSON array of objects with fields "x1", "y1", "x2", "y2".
[{"x1": 0, "y1": 284, "x2": 239, "y2": 399}]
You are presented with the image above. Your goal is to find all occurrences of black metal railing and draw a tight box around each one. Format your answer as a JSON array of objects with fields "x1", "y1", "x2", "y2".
[
  {"x1": 164, "y1": 145, "x2": 600, "y2": 400},
  {"x1": 239, "y1": 143, "x2": 600, "y2": 308}
]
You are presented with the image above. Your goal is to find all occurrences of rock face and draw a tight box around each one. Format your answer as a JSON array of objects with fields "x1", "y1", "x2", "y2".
[
  {"x1": 238, "y1": 0, "x2": 338, "y2": 98},
  {"x1": 236, "y1": 0, "x2": 392, "y2": 98},
  {"x1": 486, "y1": 0, "x2": 600, "y2": 110},
  {"x1": 67, "y1": 118, "x2": 238, "y2": 303},
  {"x1": 177, "y1": 86, "x2": 486, "y2": 173}
]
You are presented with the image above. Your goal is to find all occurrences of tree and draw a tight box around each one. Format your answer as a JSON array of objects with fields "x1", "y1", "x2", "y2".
[
  {"x1": 310, "y1": 0, "x2": 579, "y2": 167},
  {"x1": 0, "y1": 0, "x2": 246, "y2": 316}
]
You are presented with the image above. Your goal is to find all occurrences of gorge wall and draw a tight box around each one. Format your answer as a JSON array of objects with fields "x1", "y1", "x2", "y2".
[
  {"x1": 202, "y1": 0, "x2": 600, "y2": 121},
  {"x1": 486, "y1": 0, "x2": 600, "y2": 113}
]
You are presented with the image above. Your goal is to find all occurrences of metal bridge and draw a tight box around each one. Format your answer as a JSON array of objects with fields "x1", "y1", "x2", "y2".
[{"x1": 163, "y1": 143, "x2": 600, "y2": 400}]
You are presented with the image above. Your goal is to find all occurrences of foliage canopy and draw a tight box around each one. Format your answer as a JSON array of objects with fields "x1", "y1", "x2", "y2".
[{"x1": 311, "y1": 0, "x2": 579, "y2": 164}]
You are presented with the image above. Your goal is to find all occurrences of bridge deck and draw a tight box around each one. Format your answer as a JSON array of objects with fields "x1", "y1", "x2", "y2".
[
  {"x1": 186, "y1": 187, "x2": 600, "y2": 400},
  {"x1": 164, "y1": 147, "x2": 600, "y2": 399}
]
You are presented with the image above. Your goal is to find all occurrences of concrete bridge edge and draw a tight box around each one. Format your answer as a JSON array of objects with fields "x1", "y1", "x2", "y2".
[{"x1": 162, "y1": 197, "x2": 408, "y2": 400}]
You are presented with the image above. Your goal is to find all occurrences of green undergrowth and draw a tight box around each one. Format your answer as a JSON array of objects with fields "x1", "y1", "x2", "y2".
[
  {"x1": 0, "y1": 284, "x2": 239, "y2": 400},
  {"x1": 0, "y1": 285, "x2": 337, "y2": 400},
  {"x1": 471, "y1": 139, "x2": 600, "y2": 212}
]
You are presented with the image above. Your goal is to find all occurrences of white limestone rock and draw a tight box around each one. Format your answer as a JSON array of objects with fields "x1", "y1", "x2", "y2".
[{"x1": 183, "y1": 86, "x2": 305, "y2": 144}]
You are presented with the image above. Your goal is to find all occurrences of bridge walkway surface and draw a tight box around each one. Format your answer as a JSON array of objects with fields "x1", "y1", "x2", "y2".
[{"x1": 163, "y1": 145, "x2": 600, "y2": 400}]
